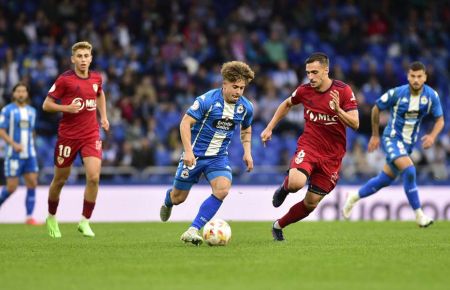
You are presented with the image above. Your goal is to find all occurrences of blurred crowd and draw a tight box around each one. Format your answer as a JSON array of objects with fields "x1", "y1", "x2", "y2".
[{"x1": 0, "y1": 0, "x2": 449, "y2": 184}]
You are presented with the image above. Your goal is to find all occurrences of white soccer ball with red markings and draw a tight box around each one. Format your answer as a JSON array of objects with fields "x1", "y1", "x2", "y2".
[{"x1": 202, "y1": 219, "x2": 232, "y2": 246}]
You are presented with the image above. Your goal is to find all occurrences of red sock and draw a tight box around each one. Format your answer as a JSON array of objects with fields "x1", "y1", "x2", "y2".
[
  {"x1": 282, "y1": 176, "x2": 289, "y2": 192},
  {"x1": 82, "y1": 200, "x2": 96, "y2": 219},
  {"x1": 48, "y1": 199, "x2": 59, "y2": 215},
  {"x1": 278, "y1": 199, "x2": 313, "y2": 228}
]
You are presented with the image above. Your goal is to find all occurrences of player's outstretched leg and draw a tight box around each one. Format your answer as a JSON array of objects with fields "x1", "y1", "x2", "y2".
[
  {"x1": 342, "y1": 191, "x2": 360, "y2": 220},
  {"x1": 271, "y1": 221, "x2": 285, "y2": 241},
  {"x1": 46, "y1": 216, "x2": 62, "y2": 238},
  {"x1": 78, "y1": 219, "x2": 95, "y2": 237},
  {"x1": 180, "y1": 226, "x2": 203, "y2": 246},
  {"x1": 272, "y1": 186, "x2": 289, "y2": 208},
  {"x1": 415, "y1": 209, "x2": 433, "y2": 228},
  {"x1": 160, "y1": 189, "x2": 173, "y2": 222}
]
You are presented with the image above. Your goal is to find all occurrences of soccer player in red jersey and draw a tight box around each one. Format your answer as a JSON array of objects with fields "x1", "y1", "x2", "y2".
[
  {"x1": 42, "y1": 41, "x2": 109, "y2": 238},
  {"x1": 261, "y1": 53, "x2": 359, "y2": 241}
]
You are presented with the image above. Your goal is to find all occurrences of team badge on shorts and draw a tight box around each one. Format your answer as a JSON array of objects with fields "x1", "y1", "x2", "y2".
[
  {"x1": 57, "y1": 157, "x2": 64, "y2": 165},
  {"x1": 95, "y1": 140, "x2": 102, "y2": 151},
  {"x1": 294, "y1": 150, "x2": 305, "y2": 164},
  {"x1": 181, "y1": 169, "x2": 189, "y2": 179}
]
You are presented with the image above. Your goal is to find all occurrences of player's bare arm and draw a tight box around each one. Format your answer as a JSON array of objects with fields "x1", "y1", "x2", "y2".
[
  {"x1": 240, "y1": 125, "x2": 253, "y2": 172},
  {"x1": 367, "y1": 105, "x2": 381, "y2": 152},
  {"x1": 261, "y1": 97, "x2": 295, "y2": 145},
  {"x1": 97, "y1": 91, "x2": 109, "y2": 131},
  {"x1": 42, "y1": 96, "x2": 81, "y2": 114},
  {"x1": 180, "y1": 114, "x2": 197, "y2": 167},
  {"x1": 421, "y1": 116, "x2": 444, "y2": 149},
  {"x1": 0, "y1": 128, "x2": 23, "y2": 152},
  {"x1": 330, "y1": 90, "x2": 359, "y2": 131}
]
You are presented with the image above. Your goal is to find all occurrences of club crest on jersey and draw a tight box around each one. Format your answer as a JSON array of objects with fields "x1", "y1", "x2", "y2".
[
  {"x1": 237, "y1": 104, "x2": 245, "y2": 114},
  {"x1": 294, "y1": 150, "x2": 305, "y2": 164},
  {"x1": 420, "y1": 96, "x2": 428, "y2": 105},
  {"x1": 93, "y1": 84, "x2": 99, "y2": 93},
  {"x1": 329, "y1": 100, "x2": 335, "y2": 111},
  {"x1": 57, "y1": 157, "x2": 64, "y2": 165},
  {"x1": 191, "y1": 100, "x2": 200, "y2": 111}
]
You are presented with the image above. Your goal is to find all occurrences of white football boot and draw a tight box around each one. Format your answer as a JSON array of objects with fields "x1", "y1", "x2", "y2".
[{"x1": 342, "y1": 191, "x2": 360, "y2": 220}]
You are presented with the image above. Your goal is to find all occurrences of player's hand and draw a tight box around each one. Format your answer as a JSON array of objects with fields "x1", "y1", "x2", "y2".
[
  {"x1": 260, "y1": 128, "x2": 272, "y2": 147},
  {"x1": 243, "y1": 153, "x2": 254, "y2": 172},
  {"x1": 12, "y1": 142, "x2": 23, "y2": 153},
  {"x1": 421, "y1": 134, "x2": 435, "y2": 149},
  {"x1": 65, "y1": 103, "x2": 82, "y2": 114},
  {"x1": 330, "y1": 90, "x2": 340, "y2": 113},
  {"x1": 368, "y1": 136, "x2": 380, "y2": 152},
  {"x1": 101, "y1": 118, "x2": 110, "y2": 131},
  {"x1": 183, "y1": 151, "x2": 196, "y2": 168}
]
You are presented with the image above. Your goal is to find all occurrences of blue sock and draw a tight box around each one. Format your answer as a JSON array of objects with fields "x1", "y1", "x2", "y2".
[
  {"x1": 25, "y1": 188, "x2": 36, "y2": 216},
  {"x1": 191, "y1": 194, "x2": 223, "y2": 229},
  {"x1": 0, "y1": 187, "x2": 11, "y2": 206},
  {"x1": 164, "y1": 188, "x2": 173, "y2": 207},
  {"x1": 359, "y1": 171, "x2": 394, "y2": 198},
  {"x1": 401, "y1": 166, "x2": 420, "y2": 210}
]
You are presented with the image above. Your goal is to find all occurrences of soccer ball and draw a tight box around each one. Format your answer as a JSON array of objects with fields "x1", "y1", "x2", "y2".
[{"x1": 202, "y1": 219, "x2": 232, "y2": 246}]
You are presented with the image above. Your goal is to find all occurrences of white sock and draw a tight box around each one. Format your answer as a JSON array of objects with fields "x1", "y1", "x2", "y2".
[
  {"x1": 273, "y1": 221, "x2": 282, "y2": 229},
  {"x1": 415, "y1": 208, "x2": 424, "y2": 217}
]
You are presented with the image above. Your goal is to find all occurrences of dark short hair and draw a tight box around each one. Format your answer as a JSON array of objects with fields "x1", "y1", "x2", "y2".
[
  {"x1": 12, "y1": 83, "x2": 29, "y2": 93},
  {"x1": 305, "y1": 52, "x2": 329, "y2": 66},
  {"x1": 409, "y1": 61, "x2": 426, "y2": 72}
]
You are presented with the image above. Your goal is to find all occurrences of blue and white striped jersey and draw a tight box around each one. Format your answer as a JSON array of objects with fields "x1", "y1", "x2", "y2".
[
  {"x1": 0, "y1": 103, "x2": 37, "y2": 159},
  {"x1": 376, "y1": 84, "x2": 443, "y2": 145},
  {"x1": 186, "y1": 88, "x2": 254, "y2": 157}
]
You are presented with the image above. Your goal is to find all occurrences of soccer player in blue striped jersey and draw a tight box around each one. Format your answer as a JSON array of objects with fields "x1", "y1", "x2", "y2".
[
  {"x1": 0, "y1": 83, "x2": 39, "y2": 225},
  {"x1": 342, "y1": 62, "x2": 445, "y2": 227},
  {"x1": 160, "y1": 61, "x2": 255, "y2": 245}
]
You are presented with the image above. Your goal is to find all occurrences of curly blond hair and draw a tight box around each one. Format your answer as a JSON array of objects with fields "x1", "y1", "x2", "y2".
[{"x1": 221, "y1": 61, "x2": 255, "y2": 85}]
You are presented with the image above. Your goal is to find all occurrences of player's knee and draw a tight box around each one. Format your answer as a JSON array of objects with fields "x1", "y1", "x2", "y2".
[
  {"x1": 86, "y1": 174, "x2": 100, "y2": 186},
  {"x1": 53, "y1": 176, "x2": 69, "y2": 188},
  {"x1": 401, "y1": 166, "x2": 416, "y2": 183},
  {"x1": 287, "y1": 181, "x2": 305, "y2": 193},
  {"x1": 6, "y1": 184, "x2": 17, "y2": 193},
  {"x1": 171, "y1": 194, "x2": 186, "y2": 205}
]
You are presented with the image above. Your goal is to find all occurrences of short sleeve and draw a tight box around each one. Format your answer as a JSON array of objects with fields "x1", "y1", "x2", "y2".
[
  {"x1": 430, "y1": 90, "x2": 443, "y2": 118},
  {"x1": 96, "y1": 73, "x2": 103, "y2": 96},
  {"x1": 186, "y1": 94, "x2": 209, "y2": 121},
  {"x1": 242, "y1": 102, "x2": 254, "y2": 129},
  {"x1": 48, "y1": 76, "x2": 66, "y2": 100},
  {"x1": 341, "y1": 85, "x2": 358, "y2": 111},
  {"x1": 290, "y1": 86, "x2": 303, "y2": 105},
  {"x1": 376, "y1": 88, "x2": 397, "y2": 111},
  {"x1": 0, "y1": 107, "x2": 9, "y2": 129}
]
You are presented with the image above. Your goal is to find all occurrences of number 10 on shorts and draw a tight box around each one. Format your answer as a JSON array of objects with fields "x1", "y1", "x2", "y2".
[{"x1": 58, "y1": 145, "x2": 72, "y2": 157}]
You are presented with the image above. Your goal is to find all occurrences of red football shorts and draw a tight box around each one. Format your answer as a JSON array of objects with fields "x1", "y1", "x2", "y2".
[
  {"x1": 54, "y1": 137, "x2": 102, "y2": 168},
  {"x1": 289, "y1": 146, "x2": 342, "y2": 194}
]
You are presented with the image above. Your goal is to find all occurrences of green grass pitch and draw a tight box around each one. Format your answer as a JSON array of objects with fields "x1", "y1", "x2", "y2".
[{"x1": 1, "y1": 221, "x2": 449, "y2": 290}]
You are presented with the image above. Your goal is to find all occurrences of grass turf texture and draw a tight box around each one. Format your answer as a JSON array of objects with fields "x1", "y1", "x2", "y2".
[{"x1": 0, "y1": 221, "x2": 449, "y2": 290}]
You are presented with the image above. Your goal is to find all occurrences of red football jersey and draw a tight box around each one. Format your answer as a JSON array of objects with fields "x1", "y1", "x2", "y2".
[
  {"x1": 48, "y1": 70, "x2": 103, "y2": 139},
  {"x1": 291, "y1": 80, "x2": 358, "y2": 159}
]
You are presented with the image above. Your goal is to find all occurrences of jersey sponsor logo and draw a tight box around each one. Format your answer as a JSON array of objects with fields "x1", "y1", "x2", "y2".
[
  {"x1": 19, "y1": 120, "x2": 29, "y2": 128},
  {"x1": 72, "y1": 98, "x2": 97, "y2": 111},
  {"x1": 306, "y1": 109, "x2": 338, "y2": 125},
  {"x1": 405, "y1": 111, "x2": 419, "y2": 119},
  {"x1": 213, "y1": 118, "x2": 235, "y2": 131},
  {"x1": 237, "y1": 104, "x2": 244, "y2": 114},
  {"x1": 191, "y1": 100, "x2": 200, "y2": 110}
]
